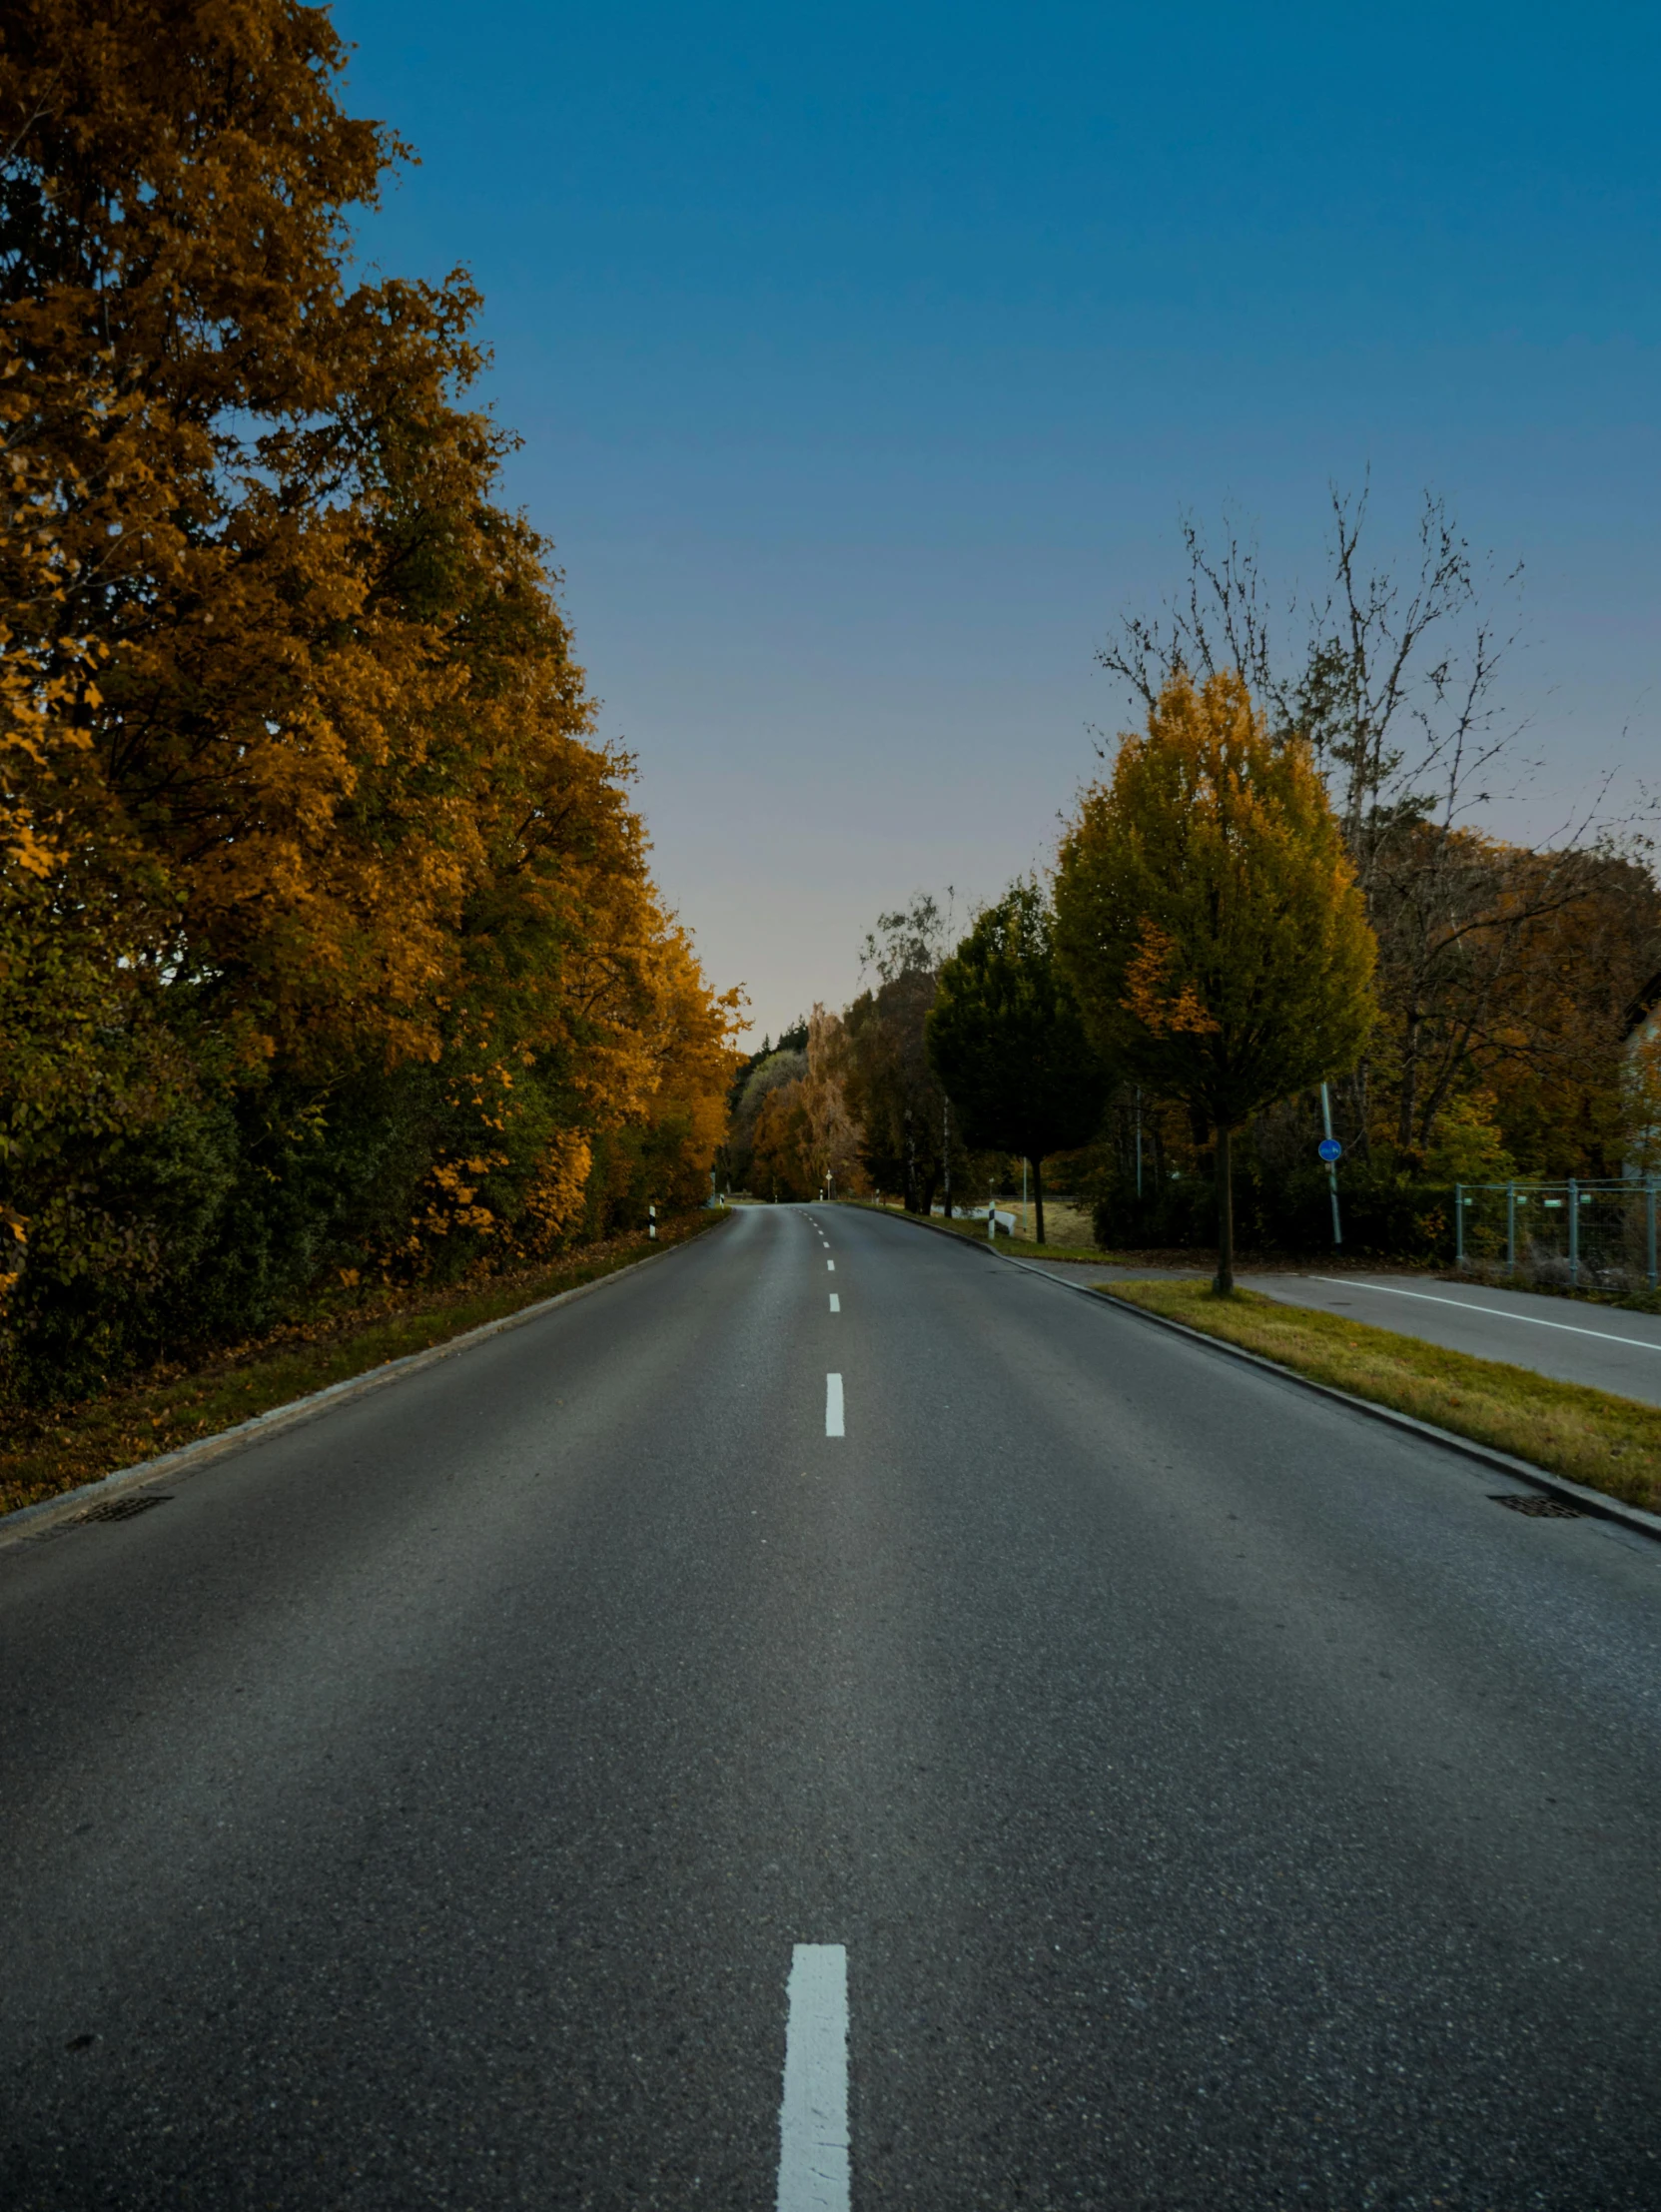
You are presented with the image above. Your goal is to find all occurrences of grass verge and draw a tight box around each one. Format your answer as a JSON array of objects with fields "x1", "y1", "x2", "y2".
[
  {"x1": 0, "y1": 1210, "x2": 727, "y2": 1520},
  {"x1": 843, "y1": 1199, "x2": 1136, "y2": 1266},
  {"x1": 1097, "y1": 1280, "x2": 1661, "y2": 1514}
]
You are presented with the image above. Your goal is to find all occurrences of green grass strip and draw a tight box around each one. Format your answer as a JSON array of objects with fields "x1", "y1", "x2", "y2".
[
  {"x1": 841, "y1": 1198, "x2": 1123, "y2": 1265},
  {"x1": 1097, "y1": 1280, "x2": 1660, "y2": 1513},
  {"x1": 1, "y1": 1210, "x2": 727, "y2": 1520}
]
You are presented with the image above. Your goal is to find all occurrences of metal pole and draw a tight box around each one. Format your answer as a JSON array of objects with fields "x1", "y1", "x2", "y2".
[
  {"x1": 1022, "y1": 1156, "x2": 1028, "y2": 1237},
  {"x1": 987, "y1": 1180, "x2": 995, "y2": 1243},
  {"x1": 1506, "y1": 1180, "x2": 1515, "y2": 1274},
  {"x1": 1319, "y1": 1083, "x2": 1342, "y2": 1247},
  {"x1": 1455, "y1": 1182, "x2": 1463, "y2": 1267},
  {"x1": 1568, "y1": 1176, "x2": 1578, "y2": 1288},
  {"x1": 1135, "y1": 1087, "x2": 1143, "y2": 1201},
  {"x1": 1648, "y1": 1179, "x2": 1658, "y2": 1291}
]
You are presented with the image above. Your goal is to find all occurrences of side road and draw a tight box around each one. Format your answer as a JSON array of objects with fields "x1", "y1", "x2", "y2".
[{"x1": 996, "y1": 1244, "x2": 1661, "y2": 1406}]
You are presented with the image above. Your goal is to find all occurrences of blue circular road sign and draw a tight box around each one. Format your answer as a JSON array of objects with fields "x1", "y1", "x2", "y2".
[{"x1": 1317, "y1": 1137, "x2": 1342, "y2": 1163}]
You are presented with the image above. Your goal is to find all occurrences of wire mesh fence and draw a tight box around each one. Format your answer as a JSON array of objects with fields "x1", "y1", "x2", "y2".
[{"x1": 1454, "y1": 1179, "x2": 1660, "y2": 1294}]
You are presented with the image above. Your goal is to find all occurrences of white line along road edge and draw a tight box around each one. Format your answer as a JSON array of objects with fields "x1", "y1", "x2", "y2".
[
  {"x1": 825, "y1": 1374, "x2": 845, "y2": 1437},
  {"x1": 777, "y1": 1943, "x2": 851, "y2": 2212},
  {"x1": 1309, "y1": 1275, "x2": 1661, "y2": 1353}
]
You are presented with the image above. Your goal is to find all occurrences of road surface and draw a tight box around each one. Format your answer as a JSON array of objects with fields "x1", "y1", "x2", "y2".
[
  {"x1": 1025, "y1": 1250, "x2": 1661, "y2": 1405},
  {"x1": 3, "y1": 1202, "x2": 1658, "y2": 2208}
]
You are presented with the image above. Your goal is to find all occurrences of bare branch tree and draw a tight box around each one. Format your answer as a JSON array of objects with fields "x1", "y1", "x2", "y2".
[{"x1": 1091, "y1": 485, "x2": 1655, "y2": 1167}]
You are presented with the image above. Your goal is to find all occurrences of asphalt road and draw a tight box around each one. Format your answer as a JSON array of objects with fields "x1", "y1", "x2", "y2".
[
  {"x1": 3, "y1": 1202, "x2": 1659, "y2": 2210},
  {"x1": 1244, "y1": 1273, "x2": 1661, "y2": 1407}
]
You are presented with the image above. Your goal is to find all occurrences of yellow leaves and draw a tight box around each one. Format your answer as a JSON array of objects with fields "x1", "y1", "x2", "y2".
[
  {"x1": 1122, "y1": 923, "x2": 1220, "y2": 1039},
  {"x1": 1056, "y1": 669, "x2": 1377, "y2": 1124},
  {"x1": 0, "y1": 0, "x2": 742, "y2": 1370}
]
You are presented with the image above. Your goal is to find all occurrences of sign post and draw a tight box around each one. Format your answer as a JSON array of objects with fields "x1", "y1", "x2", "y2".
[{"x1": 1318, "y1": 1085, "x2": 1343, "y2": 1248}]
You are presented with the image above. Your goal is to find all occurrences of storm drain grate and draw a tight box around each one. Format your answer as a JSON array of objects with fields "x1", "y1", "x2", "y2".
[
  {"x1": 78, "y1": 1493, "x2": 170, "y2": 1524},
  {"x1": 1489, "y1": 1492, "x2": 1583, "y2": 1519}
]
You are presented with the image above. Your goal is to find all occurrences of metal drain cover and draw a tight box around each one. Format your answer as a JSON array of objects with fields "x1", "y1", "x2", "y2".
[
  {"x1": 1490, "y1": 1492, "x2": 1583, "y2": 1518},
  {"x1": 78, "y1": 1493, "x2": 170, "y2": 1523}
]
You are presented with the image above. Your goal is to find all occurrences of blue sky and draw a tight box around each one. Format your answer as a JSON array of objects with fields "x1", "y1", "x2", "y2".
[{"x1": 334, "y1": 0, "x2": 1660, "y2": 1040}]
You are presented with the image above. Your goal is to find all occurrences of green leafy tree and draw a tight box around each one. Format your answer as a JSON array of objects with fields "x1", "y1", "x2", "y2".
[
  {"x1": 1055, "y1": 671, "x2": 1376, "y2": 1292},
  {"x1": 926, "y1": 884, "x2": 1107, "y2": 1242}
]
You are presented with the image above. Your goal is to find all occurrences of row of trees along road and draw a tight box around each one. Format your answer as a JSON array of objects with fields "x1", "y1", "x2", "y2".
[
  {"x1": 0, "y1": 0, "x2": 740, "y2": 1409},
  {"x1": 740, "y1": 491, "x2": 1658, "y2": 1290}
]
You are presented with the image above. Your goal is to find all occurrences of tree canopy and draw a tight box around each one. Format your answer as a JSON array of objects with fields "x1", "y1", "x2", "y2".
[
  {"x1": 0, "y1": 0, "x2": 739, "y2": 1403},
  {"x1": 1055, "y1": 670, "x2": 1376, "y2": 1289},
  {"x1": 925, "y1": 884, "x2": 1106, "y2": 1242}
]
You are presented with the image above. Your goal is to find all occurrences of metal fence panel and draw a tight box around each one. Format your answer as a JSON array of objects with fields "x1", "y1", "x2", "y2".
[{"x1": 1454, "y1": 1179, "x2": 1660, "y2": 1293}]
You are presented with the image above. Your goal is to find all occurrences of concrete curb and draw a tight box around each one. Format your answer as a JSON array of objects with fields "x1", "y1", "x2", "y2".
[
  {"x1": 850, "y1": 1201, "x2": 1661, "y2": 1544},
  {"x1": 0, "y1": 1215, "x2": 731, "y2": 1553}
]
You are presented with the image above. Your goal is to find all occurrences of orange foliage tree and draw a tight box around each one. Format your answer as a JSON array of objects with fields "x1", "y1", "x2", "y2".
[
  {"x1": 0, "y1": 0, "x2": 738, "y2": 1401},
  {"x1": 1056, "y1": 672, "x2": 1376, "y2": 1290}
]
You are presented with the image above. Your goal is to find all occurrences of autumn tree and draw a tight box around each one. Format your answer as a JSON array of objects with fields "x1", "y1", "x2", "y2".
[
  {"x1": 798, "y1": 1007, "x2": 866, "y2": 1197},
  {"x1": 749, "y1": 1083, "x2": 815, "y2": 1201},
  {"x1": 1093, "y1": 489, "x2": 1661, "y2": 1188},
  {"x1": 721, "y1": 1035, "x2": 809, "y2": 1193},
  {"x1": 1055, "y1": 672, "x2": 1376, "y2": 1292},
  {"x1": 926, "y1": 884, "x2": 1107, "y2": 1242},
  {"x1": 0, "y1": 0, "x2": 740, "y2": 1400}
]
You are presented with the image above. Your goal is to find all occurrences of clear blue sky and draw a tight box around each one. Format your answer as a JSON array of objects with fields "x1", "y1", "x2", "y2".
[{"x1": 334, "y1": 0, "x2": 1660, "y2": 1041}]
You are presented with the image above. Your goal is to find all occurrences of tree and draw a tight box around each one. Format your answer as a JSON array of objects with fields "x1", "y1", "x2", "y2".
[
  {"x1": 1055, "y1": 671, "x2": 1376, "y2": 1292},
  {"x1": 750, "y1": 1082, "x2": 815, "y2": 1201},
  {"x1": 799, "y1": 1007, "x2": 866, "y2": 1197},
  {"x1": 925, "y1": 884, "x2": 1107, "y2": 1241},
  {"x1": 721, "y1": 1043, "x2": 808, "y2": 1192},
  {"x1": 1090, "y1": 487, "x2": 1653, "y2": 1181},
  {"x1": 842, "y1": 894, "x2": 962, "y2": 1214},
  {"x1": 0, "y1": 0, "x2": 741, "y2": 1401}
]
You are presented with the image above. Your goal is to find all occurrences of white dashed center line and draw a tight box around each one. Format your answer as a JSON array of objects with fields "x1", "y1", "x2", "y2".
[
  {"x1": 825, "y1": 1374, "x2": 844, "y2": 1436},
  {"x1": 829, "y1": 1293, "x2": 840, "y2": 1312},
  {"x1": 826, "y1": 1259, "x2": 835, "y2": 1272},
  {"x1": 776, "y1": 1943, "x2": 850, "y2": 2212}
]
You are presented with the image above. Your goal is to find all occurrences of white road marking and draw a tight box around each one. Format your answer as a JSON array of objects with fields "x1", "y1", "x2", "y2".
[
  {"x1": 829, "y1": 1293, "x2": 840, "y2": 1312},
  {"x1": 776, "y1": 1943, "x2": 850, "y2": 2212},
  {"x1": 1308, "y1": 1277, "x2": 1661, "y2": 1353},
  {"x1": 825, "y1": 1374, "x2": 844, "y2": 1436},
  {"x1": 826, "y1": 1259, "x2": 835, "y2": 1272}
]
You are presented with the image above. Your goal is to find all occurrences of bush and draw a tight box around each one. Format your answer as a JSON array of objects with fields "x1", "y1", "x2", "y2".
[{"x1": 1092, "y1": 1155, "x2": 1453, "y2": 1262}]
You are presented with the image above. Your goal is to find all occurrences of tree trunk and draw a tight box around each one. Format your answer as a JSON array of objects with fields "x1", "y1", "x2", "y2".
[
  {"x1": 1033, "y1": 1154, "x2": 1046, "y2": 1244},
  {"x1": 1213, "y1": 1124, "x2": 1236, "y2": 1294}
]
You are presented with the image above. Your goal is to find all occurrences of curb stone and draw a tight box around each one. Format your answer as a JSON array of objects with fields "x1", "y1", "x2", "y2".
[
  {"x1": 0, "y1": 1215, "x2": 731, "y2": 1553},
  {"x1": 850, "y1": 1201, "x2": 1661, "y2": 1544}
]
